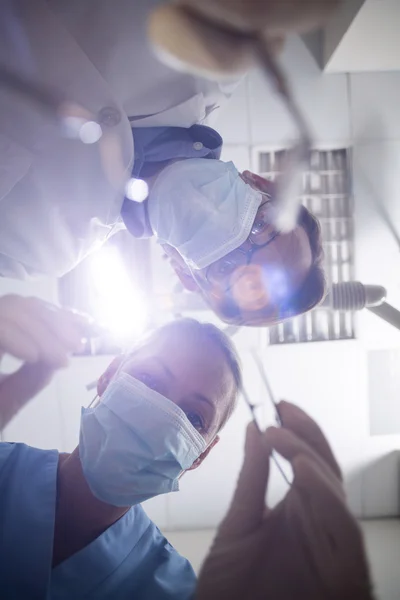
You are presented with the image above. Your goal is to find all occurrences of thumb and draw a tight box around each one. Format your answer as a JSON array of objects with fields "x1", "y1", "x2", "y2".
[{"x1": 217, "y1": 422, "x2": 271, "y2": 540}]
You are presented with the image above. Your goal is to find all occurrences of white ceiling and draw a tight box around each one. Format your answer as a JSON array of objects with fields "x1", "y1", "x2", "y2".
[{"x1": 323, "y1": 0, "x2": 400, "y2": 73}]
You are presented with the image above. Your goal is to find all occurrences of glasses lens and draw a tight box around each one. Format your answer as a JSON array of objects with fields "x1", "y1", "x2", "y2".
[
  {"x1": 206, "y1": 249, "x2": 247, "y2": 285},
  {"x1": 250, "y1": 202, "x2": 279, "y2": 246}
]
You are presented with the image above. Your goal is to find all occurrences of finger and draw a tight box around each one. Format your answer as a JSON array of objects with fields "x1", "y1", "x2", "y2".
[
  {"x1": 0, "y1": 296, "x2": 85, "y2": 367},
  {"x1": 217, "y1": 422, "x2": 271, "y2": 539},
  {"x1": 293, "y1": 456, "x2": 357, "y2": 536},
  {"x1": 179, "y1": 0, "x2": 341, "y2": 35},
  {"x1": 262, "y1": 32, "x2": 286, "y2": 56},
  {"x1": 288, "y1": 456, "x2": 371, "y2": 594},
  {"x1": 28, "y1": 299, "x2": 89, "y2": 350},
  {"x1": 0, "y1": 317, "x2": 40, "y2": 362},
  {"x1": 266, "y1": 426, "x2": 345, "y2": 500},
  {"x1": 277, "y1": 401, "x2": 342, "y2": 480},
  {"x1": 3, "y1": 310, "x2": 72, "y2": 367}
]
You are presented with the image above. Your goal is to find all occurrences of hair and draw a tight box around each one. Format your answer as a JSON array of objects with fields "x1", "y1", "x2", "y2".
[
  {"x1": 132, "y1": 318, "x2": 242, "y2": 430},
  {"x1": 282, "y1": 205, "x2": 327, "y2": 319},
  {"x1": 200, "y1": 204, "x2": 327, "y2": 325}
]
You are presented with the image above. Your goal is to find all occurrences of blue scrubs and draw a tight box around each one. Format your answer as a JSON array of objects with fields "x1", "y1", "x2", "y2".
[{"x1": 0, "y1": 443, "x2": 196, "y2": 599}]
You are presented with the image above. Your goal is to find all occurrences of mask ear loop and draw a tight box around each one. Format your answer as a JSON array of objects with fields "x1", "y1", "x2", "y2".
[{"x1": 88, "y1": 393, "x2": 100, "y2": 409}]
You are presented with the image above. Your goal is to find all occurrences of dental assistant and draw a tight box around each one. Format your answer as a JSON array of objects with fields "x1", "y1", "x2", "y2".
[
  {"x1": 0, "y1": 315, "x2": 241, "y2": 599},
  {"x1": 0, "y1": 295, "x2": 374, "y2": 599}
]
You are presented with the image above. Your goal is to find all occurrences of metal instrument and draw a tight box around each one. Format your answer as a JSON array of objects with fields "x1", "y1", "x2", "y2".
[{"x1": 241, "y1": 349, "x2": 291, "y2": 486}]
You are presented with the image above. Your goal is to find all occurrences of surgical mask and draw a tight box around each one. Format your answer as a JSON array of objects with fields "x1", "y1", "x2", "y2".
[
  {"x1": 79, "y1": 372, "x2": 207, "y2": 507},
  {"x1": 148, "y1": 159, "x2": 262, "y2": 270}
]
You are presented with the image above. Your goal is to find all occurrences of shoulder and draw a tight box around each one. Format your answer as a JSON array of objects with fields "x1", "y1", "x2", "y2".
[
  {"x1": 0, "y1": 442, "x2": 16, "y2": 463},
  {"x1": 0, "y1": 442, "x2": 58, "y2": 477}
]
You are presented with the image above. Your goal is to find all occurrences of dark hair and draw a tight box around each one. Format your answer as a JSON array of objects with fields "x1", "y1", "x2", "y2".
[
  {"x1": 282, "y1": 205, "x2": 327, "y2": 319},
  {"x1": 136, "y1": 318, "x2": 242, "y2": 430},
  {"x1": 205, "y1": 205, "x2": 327, "y2": 325}
]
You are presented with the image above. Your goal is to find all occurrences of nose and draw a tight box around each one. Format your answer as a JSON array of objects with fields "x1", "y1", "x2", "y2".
[{"x1": 230, "y1": 264, "x2": 271, "y2": 312}]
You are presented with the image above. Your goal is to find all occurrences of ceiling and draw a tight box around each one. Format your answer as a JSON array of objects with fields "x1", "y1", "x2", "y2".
[{"x1": 322, "y1": 0, "x2": 400, "y2": 73}]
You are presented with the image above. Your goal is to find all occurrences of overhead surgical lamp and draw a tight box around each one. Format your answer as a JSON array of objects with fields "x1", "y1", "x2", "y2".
[{"x1": 322, "y1": 281, "x2": 400, "y2": 332}]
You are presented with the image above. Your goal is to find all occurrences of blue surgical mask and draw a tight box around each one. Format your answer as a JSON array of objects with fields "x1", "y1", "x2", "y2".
[
  {"x1": 148, "y1": 159, "x2": 262, "y2": 270},
  {"x1": 79, "y1": 372, "x2": 207, "y2": 507}
]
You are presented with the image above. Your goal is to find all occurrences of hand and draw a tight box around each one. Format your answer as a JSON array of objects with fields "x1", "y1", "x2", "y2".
[
  {"x1": 149, "y1": 1, "x2": 341, "y2": 80},
  {"x1": 178, "y1": 0, "x2": 342, "y2": 36},
  {"x1": 0, "y1": 295, "x2": 89, "y2": 429},
  {"x1": 196, "y1": 401, "x2": 374, "y2": 600}
]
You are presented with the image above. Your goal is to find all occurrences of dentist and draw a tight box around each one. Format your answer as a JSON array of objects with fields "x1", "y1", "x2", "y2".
[{"x1": 0, "y1": 0, "x2": 331, "y2": 326}]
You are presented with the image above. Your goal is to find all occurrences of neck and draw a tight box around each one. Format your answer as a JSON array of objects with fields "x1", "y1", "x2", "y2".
[{"x1": 52, "y1": 447, "x2": 130, "y2": 567}]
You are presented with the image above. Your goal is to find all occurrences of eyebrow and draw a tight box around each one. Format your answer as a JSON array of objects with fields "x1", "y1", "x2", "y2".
[
  {"x1": 154, "y1": 359, "x2": 216, "y2": 417},
  {"x1": 191, "y1": 393, "x2": 215, "y2": 412},
  {"x1": 153, "y1": 358, "x2": 176, "y2": 381}
]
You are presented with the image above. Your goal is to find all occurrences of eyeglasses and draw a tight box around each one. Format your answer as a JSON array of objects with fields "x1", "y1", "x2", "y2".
[{"x1": 205, "y1": 198, "x2": 280, "y2": 286}]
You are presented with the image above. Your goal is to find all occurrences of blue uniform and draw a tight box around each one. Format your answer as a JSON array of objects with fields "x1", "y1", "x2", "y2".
[{"x1": 0, "y1": 443, "x2": 196, "y2": 599}]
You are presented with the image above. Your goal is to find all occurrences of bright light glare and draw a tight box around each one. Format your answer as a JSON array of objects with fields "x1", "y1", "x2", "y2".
[
  {"x1": 79, "y1": 121, "x2": 103, "y2": 144},
  {"x1": 125, "y1": 178, "x2": 149, "y2": 203},
  {"x1": 90, "y1": 247, "x2": 147, "y2": 342}
]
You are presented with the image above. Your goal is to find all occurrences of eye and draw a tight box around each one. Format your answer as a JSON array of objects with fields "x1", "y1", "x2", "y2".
[
  {"x1": 251, "y1": 214, "x2": 267, "y2": 235},
  {"x1": 185, "y1": 411, "x2": 205, "y2": 432},
  {"x1": 217, "y1": 260, "x2": 237, "y2": 275}
]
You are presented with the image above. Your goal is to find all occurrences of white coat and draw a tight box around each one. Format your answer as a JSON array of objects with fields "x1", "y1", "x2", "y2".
[{"x1": 0, "y1": 0, "x2": 237, "y2": 278}]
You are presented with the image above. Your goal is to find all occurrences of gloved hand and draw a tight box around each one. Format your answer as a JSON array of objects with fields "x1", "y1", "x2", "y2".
[
  {"x1": 196, "y1": 401, "x2": 374, "y2": 600},
  {"x1": 177, "y1": 0, "x2": 342, "y2": 36},
  {"x1": 0, "y1": 295, "x2": 90, "y2": 429},
  {"x1": 149, "y1": 1, "x2": 341, "y2": 78}
]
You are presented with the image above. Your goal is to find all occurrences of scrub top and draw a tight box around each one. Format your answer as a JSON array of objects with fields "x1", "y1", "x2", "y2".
[{"x1": 0, "y1": 442, "x2": 196, "y2": 599}]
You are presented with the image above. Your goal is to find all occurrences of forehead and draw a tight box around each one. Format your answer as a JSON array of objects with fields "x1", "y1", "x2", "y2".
[
  {"x1": 134, "y1": 328, "x2": 236, "y2": 400},
  {"x1": 252, "y1": 225, "x2": 312, "y2": 281}
]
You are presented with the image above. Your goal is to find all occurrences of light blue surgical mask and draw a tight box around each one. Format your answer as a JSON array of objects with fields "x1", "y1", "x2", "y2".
[
  {"x1": 148, "y1": 159, "x2": 262, "y2": 270},
  {"x1": 79, "y1": 372, "x2": 207, "y2": 507}
]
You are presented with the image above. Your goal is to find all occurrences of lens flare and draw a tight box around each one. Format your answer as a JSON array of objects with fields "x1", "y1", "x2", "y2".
[
  {"x1": 230, "y1": 265, "x2": 271, "y2": 312},
  {"x1": 264, "y1": 269, "x2": 289, "y2": 303},
  {"x1": 125, "y1": 178, "x2": 149, "y2": 203},
  {"x1": 89, "y1": 247, "x2": 147, "y2": 342},
  {"x1": 79, "y1": 121, "x2": 103, "y2": 144}
]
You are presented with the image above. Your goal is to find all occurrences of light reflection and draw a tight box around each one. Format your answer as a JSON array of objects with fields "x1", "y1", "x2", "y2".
[
  {"x1": 89, "y1": 246, "x2": 147, "y2": 342},
  {"x1": 79, "y1": 121, "x2": 103, "y2": 144},
  {"x1": 263, "y1": 269, "x2": 289, "y2": 304},
  {"x1": 125, "y1": 178, "x2": 149, "y2": 203},
  {"x1": 231, "y1": 265, "x2": 270, "y2": 312}
]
